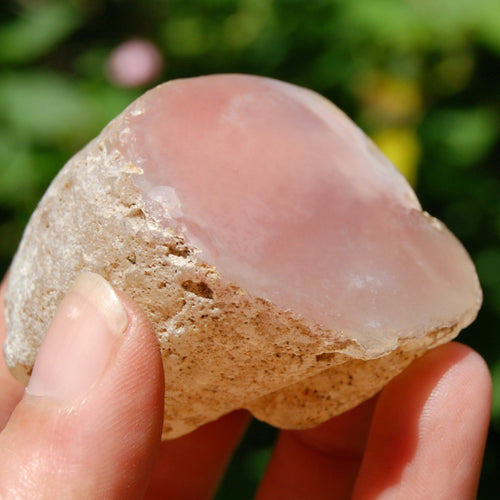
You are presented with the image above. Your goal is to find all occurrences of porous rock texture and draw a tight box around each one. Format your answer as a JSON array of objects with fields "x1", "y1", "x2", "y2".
[{"x1": 4, "y1": 74, "x2": 482, "y2": 439}]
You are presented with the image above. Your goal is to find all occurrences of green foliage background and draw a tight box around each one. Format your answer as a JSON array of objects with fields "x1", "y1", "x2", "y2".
[{"x1": 0, "y1": 0, "x2": 499, "y2": 497}]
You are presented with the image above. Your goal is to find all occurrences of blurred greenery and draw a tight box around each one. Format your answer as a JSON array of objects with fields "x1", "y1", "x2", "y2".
[{"x1": 0, "y1": 0, "x2": 499, "y2": 497}]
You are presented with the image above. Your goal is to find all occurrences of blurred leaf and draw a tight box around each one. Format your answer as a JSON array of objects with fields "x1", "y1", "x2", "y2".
[
  {"x1": 0, "y1": 220, "x2": 25, "y2": 272},
  {"x1": 223, "y1": 0, "x2": 271, "y2": 49},
  {"x1": 340, "y1": 0, "x2": 500, "y2": 52},
  {"x1": 216, "y1": 419, "x2": 276, "y2": 499},
  {"x1": 0, "y1": 133, "x2": 37, "y2": 201},
  {"x1": 470, "y1": 0, "x2": 500, "y2": 53},
  {"x1": 424, "y1": 108, "x2": 499, "y2": 168},
  {"x1": 0, "y1": 130, "x2": 65, "y2": 209},
  {"x1": 244, "y1": 447, "x2": 272, "y2": 482},
  {"x1": 215, "y1": 446, "x2": 271, "y2": 500},
  {"x1": 0, "y1": 2, "x2": 81, "y2": 64},
  {"x1": 80, "y1": 82, "x2": 140, "y2": 131},
  {"x1": 414, "y1": 0, "x2": 477, "y2": 49},
  {"x1": 341, "y1": 1, "x2": 431, "y2": 51},
  {"x1": 476, "y1": 249, "x2": 500, "y2": 289},
  {"x1": 428, "y1": 50, "x2": 475, "y2": 96},
  {"x1": 491, "y1": 362, "x2": 500, "y2": 426},
  {"x1": 162, "y1": 16, "x2": 214, "y2": 57},
  {"x1": 74, "y1": 46, "x2": 111, "y2": 79},
  {"x1": 245, "y1": 15, "x2": 288, "y2": 71},
  {"x1": 442, "y1": 200, "x2": 482, "y2": 240},
  {"x1": 0, "y1": 72, "x2": 96, "y2": 146}
]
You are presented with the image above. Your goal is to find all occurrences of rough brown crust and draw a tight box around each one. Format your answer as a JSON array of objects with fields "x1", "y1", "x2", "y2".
[
  {"x1": 247, "y1": 324, "x2": 459, "y2": 429},
  {"x1": 3, "y1": 121, "x2": 476, "y2": 440}
]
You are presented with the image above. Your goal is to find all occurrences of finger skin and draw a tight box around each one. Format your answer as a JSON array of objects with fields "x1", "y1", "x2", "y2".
[
  {"x1": 256, "y1": 398, "x2": 376, "y2": 500},
  {"x1": 256, "y1": 342, "x2": 490, "y2": 500},
  {"x1": 0, "y1": 277, "x2": 24, "y2": 430},
  {"x1": 0, "y1": 288, "x2": 165, "y2": 499},
  {"x1": 352, "y1": 342, "x2": 491, "y2": 500},
  {"x1": 145, "y1": 410, "x2": 250, "y2": 500}
]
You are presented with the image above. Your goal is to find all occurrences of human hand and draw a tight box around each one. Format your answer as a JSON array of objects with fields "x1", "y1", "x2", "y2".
[{"x1": 0, "y1": 272, "x2": 491, "y2": 499}]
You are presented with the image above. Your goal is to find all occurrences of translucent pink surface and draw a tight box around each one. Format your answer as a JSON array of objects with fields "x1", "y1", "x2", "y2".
[{"x1": 111, "y1": 74, "x2": 481, "y2": 353}]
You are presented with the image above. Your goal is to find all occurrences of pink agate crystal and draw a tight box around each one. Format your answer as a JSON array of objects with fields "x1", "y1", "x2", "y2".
[{"x1": 110, "y1": 74, "x2": 481, "y2": 355}]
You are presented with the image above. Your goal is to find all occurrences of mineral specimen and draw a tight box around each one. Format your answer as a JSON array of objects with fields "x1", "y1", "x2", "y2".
[{"x1": 3, "y1": 74, "x2": 482, "y2": 438}]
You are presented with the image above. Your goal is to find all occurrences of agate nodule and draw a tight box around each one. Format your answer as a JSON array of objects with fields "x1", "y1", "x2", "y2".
[{"x1": 4, "y1": 75, "x2": 482, "y2": 438}]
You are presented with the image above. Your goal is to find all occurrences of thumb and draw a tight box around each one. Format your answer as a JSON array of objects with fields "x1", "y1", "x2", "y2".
[{"x1": 0, "y1": 272, "x2": 164, "y2": 499}]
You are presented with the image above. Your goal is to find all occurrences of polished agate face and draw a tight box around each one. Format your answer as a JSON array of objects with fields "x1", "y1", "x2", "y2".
[{"x1": 109, "y1": 74, "x2": 481, "y2": 355}]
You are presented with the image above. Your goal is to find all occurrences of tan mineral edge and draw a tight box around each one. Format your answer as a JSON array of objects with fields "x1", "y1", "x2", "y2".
[{"x1": 3, "y1": 75, "x2": 481, "y2": 439}]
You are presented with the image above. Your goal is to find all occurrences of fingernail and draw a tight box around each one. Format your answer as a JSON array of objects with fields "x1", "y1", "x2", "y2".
[{"x1": 27, "y1": 272, "x2": 129, "y2": 402}]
